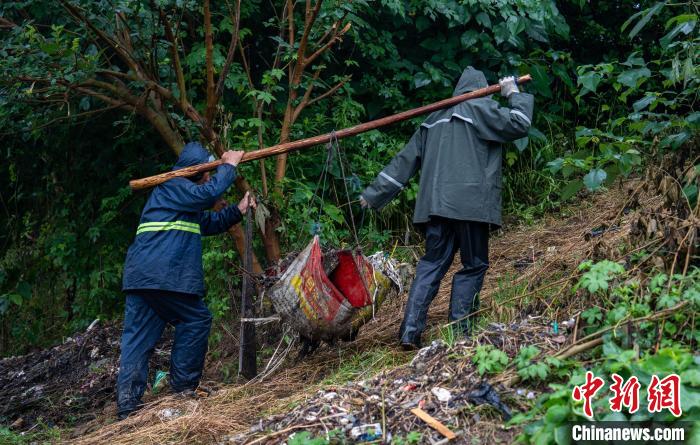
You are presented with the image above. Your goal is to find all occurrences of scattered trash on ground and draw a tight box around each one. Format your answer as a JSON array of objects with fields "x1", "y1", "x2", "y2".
[
  {"x1": 228, "y1": 317, "x2": 570, "y2": 444},
  {"x1": 0, "y1": 320, "x2": 172, "y2": 427}
]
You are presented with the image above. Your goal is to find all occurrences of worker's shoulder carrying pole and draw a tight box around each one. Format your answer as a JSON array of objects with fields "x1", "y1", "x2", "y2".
[{"x1": 129, "y1": 74, "x2": 532, "y2": 191}]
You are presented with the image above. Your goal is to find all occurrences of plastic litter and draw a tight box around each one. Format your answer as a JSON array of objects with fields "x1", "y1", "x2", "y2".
[
  {"x1": 466, "y1": 382, "x2": 512, "y2": 420},
  {"x1": 431, "y1": 387, "x2": 452, "y2": 403},
  {"x1": 157, "y1": 407, "x2": 181, "y2": 420},
  {"x1": 152, "y1": 370, "x2": 168, "y2": 394},
  {"x1": 350, "y1": 423, "x2": 383, "y2": 441}
]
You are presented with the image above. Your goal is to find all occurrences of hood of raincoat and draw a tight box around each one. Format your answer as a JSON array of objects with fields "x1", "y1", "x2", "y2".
[
  {"x1": 173, "y1": 142, "x2": 211, "y2": 170},
  {"x1": 453, "y1": 67, "x2": 488, "y2": 96}
]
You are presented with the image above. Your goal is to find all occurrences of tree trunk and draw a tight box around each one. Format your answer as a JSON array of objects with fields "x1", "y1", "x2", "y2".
[{"x1": 266, "y1": 111, "x2": 294, "y2": 264}]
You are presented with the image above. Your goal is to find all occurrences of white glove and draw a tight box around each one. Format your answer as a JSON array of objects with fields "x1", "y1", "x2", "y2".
[{"x1": 499, "y1": 76, "x2": 519, "y2": 98}]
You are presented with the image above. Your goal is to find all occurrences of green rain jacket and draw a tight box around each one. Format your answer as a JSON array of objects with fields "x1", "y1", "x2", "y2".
[{"x1": 361, "y1": 67, "x2": 534, "y2": 227}]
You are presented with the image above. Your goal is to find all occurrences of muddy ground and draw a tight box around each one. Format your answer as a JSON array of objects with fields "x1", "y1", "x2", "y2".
[{"x1": 0, "y1": 320, "x2": 172, "y2": 429}]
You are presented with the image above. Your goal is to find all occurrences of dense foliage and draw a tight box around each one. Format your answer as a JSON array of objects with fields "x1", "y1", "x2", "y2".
[
  {"x1": 511, "y1": 264, "x2": 700, "y2": 444},
  {"x1": 0, "y1": 0, "x2": 697, "y2": 358}
]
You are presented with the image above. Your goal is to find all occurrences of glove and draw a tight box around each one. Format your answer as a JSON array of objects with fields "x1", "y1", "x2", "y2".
[
  {"x1": 359, "y1": 196, "x2": 370, "y2": 209},
  {"x1": 499, "y1": 76, "x2": 519, "y2": 98}
]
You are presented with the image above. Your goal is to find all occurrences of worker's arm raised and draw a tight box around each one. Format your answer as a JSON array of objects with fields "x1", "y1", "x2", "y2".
[
  {"x1": 361, "y1": 128, "x2": 423, "y2": 210},
  {"x1": 158, "y1": 151, "x2": 243, "y2": 212},
  {"x1": 469, "y1": 85, "x2": 534, "y2": 143}
]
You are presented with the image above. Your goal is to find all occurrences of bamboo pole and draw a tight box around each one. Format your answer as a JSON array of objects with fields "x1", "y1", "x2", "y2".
[{"x1": 129, "y1": 75, "x2": 532, "y2": 190}]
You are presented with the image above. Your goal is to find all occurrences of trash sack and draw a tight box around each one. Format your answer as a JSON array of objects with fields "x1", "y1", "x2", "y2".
[
  {"x1": 268, "y1": 236, "x2": 394, "y2": 342},
  {"x1": 466, "y1": 382, "x2": 512, "y2": 420}
]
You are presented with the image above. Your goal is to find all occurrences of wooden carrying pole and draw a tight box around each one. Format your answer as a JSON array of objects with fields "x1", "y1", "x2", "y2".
[{"x1": 129, "y1": 75, "x2": 532, "y2": 190}]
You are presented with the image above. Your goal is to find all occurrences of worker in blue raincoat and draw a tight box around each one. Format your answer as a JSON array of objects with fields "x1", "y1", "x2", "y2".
[
  {"x1": 117, "y1": 142, "x2": 255, "y2": 420},
  {"x1": 361, "y1": 67, "x2": 534, "y2": 349}
]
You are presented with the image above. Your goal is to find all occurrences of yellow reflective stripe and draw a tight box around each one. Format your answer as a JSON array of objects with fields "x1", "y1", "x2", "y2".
[
  {"x1": 136, "y1": 226, "x2": 200, "y2": 235},
  {"x1": 138, "y1": 220, "x2": 200, "y2": 229},
  {"x1": 136, "y1": 221, "x2": 201, "y2": 235}
]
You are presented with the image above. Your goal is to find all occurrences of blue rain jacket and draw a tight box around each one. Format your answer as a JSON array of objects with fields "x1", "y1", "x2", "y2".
[{"x1": 122, "y1": 142, "x2": 241, "y2": 296}]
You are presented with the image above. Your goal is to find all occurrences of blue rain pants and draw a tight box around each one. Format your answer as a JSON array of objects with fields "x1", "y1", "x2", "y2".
[
  {"x1": 399, "y1": 217, "x2": 489, "y2": 346},
  {"x1": 116, "y1": 291, "x2": 212, "y2": 416}
]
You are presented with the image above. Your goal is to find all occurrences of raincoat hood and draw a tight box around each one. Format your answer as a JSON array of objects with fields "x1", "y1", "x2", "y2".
[
  {"x1": 453, "y1": 67, "x2": 488, "y2": 96},
  {"x1": 173, "y1": 142, "x2": 211, "y2": 170}
]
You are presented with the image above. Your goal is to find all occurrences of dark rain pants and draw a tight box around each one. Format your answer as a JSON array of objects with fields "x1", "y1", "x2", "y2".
[
  {"x1": 399, "y1": 217, "x2": 489, "y2": 345},
  {"x1": 116, "y1": 292, "x2": 212, "y2": 416}
]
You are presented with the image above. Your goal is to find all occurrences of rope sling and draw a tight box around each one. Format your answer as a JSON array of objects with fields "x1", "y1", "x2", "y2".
[{"x1": 267, "y1": 132, "x2": 397, "y2": 343}]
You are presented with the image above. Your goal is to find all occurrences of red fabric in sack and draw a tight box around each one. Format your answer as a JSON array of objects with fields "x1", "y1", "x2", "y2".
[
  {"x1": 330, "y1": 251, "x2": 373, "y2": 308},
  {"x1": 298, "y1": 237, "x2": 347, "y2": 322}
]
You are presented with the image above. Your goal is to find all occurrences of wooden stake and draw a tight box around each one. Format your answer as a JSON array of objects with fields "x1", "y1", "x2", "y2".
[
  {"x1": 129, "y1": 75, "x2": 532, "y2": 190},
  {"x1": 239, "y1": 208, "x2": 257, "y2": 379},
  {"x1": 411, "y1": 407, "x2": 456, "y2": 440}
]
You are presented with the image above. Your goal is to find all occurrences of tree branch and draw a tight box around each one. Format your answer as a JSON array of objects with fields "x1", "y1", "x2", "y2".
[
  {"x1": 304, "y1": 21, "x2": 351, "y2": 67},
  {"x1": 314, "y1": 9, "x2": 349, "y2": 48},
  {"x1": 60, "y1": 0, "x2": 145, "y2": 80},
  {"x1": 204, "y1": 0, "x2": 217, "y2": 124},
  {"x1": 215, "y1": 0, "x2": 242, "y2": 98},
  {"x1": 296, "y1": 0, "x2": 323, "y2": 66},
  {"x1": 159, "y1": 7, "x2": 188, "y2": 109},
  {"x1": 0, "y1": 17, "x2": 18, "y2": 28},
  {"x1": 304, "y1": 76, "x2": 348, "y2": 108},
  {"x1": 291, "y1": 68, "x2": 321, "y2": 121}
]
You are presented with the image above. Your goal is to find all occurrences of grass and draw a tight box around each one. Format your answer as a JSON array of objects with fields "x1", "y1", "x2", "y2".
[
  {"x1": 0, "y1": 424, "x2": 62, "y2": 445},
  {"x1": 256, "y1": 346, "x2": 412, "y2": 419},
  {"x1": 320, "y1": 346, "x2": 411, "y2": 387}
]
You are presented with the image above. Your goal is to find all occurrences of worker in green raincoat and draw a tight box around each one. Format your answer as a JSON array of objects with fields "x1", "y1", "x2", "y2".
[{"x1": 361, "y1": 67, "x2": 534, "y2": 349}]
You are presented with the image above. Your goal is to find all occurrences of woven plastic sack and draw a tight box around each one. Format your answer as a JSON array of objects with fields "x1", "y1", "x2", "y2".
[
  {"x1": 269, "y1": 236, "x2": 394, "y2": 341},
  {"x1": 269, "y1": 236, "x2": 355, "y2": 340}
]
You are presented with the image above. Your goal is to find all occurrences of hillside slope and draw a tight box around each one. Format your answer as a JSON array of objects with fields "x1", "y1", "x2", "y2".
[{"x1": 68, "y1": 181, "x2": 632, "y2": 444}]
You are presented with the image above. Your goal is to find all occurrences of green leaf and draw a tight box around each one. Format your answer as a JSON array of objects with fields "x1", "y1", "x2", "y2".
[
  {"x1": 660, "y1": 131, "x2": 691, "y2": 149},
  {"x1": 552, "y1": 63, "x2": 574, "y2": 90},
  {"x1": 323, "y1": 203, "x2": 345, "y2": 224},
  {"x1": 583, "y1": 168, "x2": 607, "y2": 191},
  {"x1": 460, "y1": 30, "x2": 479, "y2": 47},
  {"x1": 560, "y1": 179, "x2": 583, "y2": 201},
  {"x1": 413, "y1": 72, "x2": 431, "y2": 89},
  {"x1": 632, "y1": 95, "x2": 656, "y2": 112},
  {"x1": 514, "y1": 137, "x2": 529, "y2": 152},
  {"x1": 554, "y1": 425, "x2": 572, "y2": 445},
  {"x1": 617, "y1": 68, "x2": 651, "y2": 88},
  {"x1": 660, "y1": 18, "x2": 697, "y2": 48},
  {"x1": 547, "y1": 158, "x2": 564, "y2": 174},
  {"x1": 530, "y1": 64, "x2": 552, "y2": 98},
  {"x1": 475, "y1": 12, "x2": 491, "y2": 28},
  {"x1": 9, "y1": 293, "x2": 22, "y2": 306},
  {"x1": 681, "y1": 369, "x2": 700, "y2": 387},
  {"x1": 577, "y1": 71, "x2": 601, "y2": 94},
  {"x1": 16, "y1": 282, "x2": 31, "y2": 299},
  {"x1": 625, "y1": 3, "x2": 665, "y2": 39},
  {"x1": 545, "y1": 405, "x2": 570, "y2": 424}
]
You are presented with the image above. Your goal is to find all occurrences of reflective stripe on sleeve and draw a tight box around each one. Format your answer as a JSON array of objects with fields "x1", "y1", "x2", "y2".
[
  {"x1": 379, "y1": 171, "x2": 404, "y2": 189},
  {"x1": 136, "y1": 220, "x2": 201, "y2": 235},
  {"x1": 510, "y1": 109, "x2": 531, "y2": 125}
]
